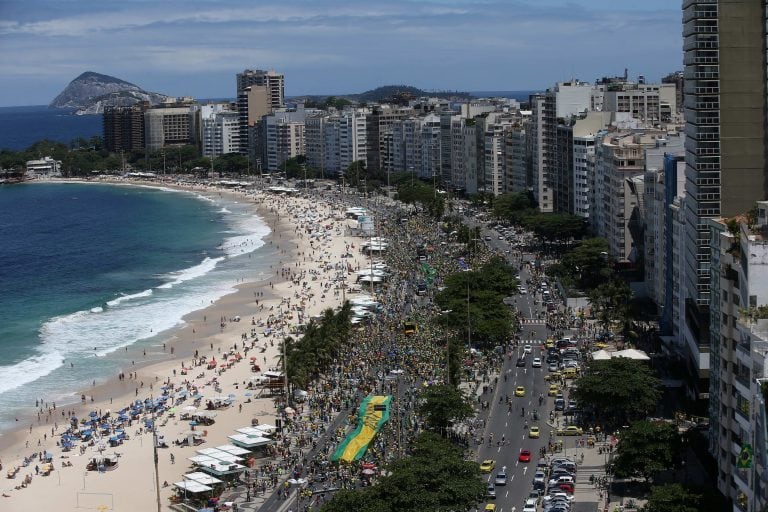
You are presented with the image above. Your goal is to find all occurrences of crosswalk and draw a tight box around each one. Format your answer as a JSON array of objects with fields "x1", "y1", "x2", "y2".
[{"x1": 520, "y1": 318, "x2": 546, "y2": 324}]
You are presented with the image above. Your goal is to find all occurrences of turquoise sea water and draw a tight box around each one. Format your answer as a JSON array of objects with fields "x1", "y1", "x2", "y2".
[{"x1": 0, "y1": 182, "x2": 273, "y2": 429}]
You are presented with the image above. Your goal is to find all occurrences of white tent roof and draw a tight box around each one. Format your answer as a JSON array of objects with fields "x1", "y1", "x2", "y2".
[
  {"x1": 228, "y1": 433, "x2": 272, "y2": 448},
  {"x1": 614, "y1": 348, "x2": 651, "y2": 361},
  {"x1": 196, "y1": 448, "x2": 243, "y2": 463},
  {"x1": 184, "y1": 472, "x2": 223, "y2": 485},
  {"x1": 591, "y1": 348, "x2": 650, "y2": 361},
  {"x1": 192, "y1": 457, "x2": 246, "y2": 475},
  {"x1": 591, "y1": 349, "x2": 612, "y2": 360},
  {"x1": 255, "y1": 424, "x2": 276, "y2": 435},
  {"x1": 215, "y1": 444, "x2": 251, "y2": 456},
  {"x1": 174, "y1": 481, "x2": 212, "y2": 493}
]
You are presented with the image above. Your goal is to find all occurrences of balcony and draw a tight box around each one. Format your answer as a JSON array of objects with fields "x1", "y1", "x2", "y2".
[{"x1": 694, "y1": 86, "x2": 720, "y2": 95}]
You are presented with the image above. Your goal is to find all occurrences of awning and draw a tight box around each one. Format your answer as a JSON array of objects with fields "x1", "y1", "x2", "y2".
[{"x1": 174, "y1": 481, "x2": 212, "y2": 493}]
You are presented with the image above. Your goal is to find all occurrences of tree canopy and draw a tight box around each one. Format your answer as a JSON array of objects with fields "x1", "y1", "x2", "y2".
[
  {"x1": 587, "y1": 277, "x2": 632, "y2": 331},
  {"x1": 285, "y1": 303, "x2": 352, "y2": 390},
  {"x1": 611, "y1": 420, "x2": 683, "y2": 482},
  {"x1": 396, "y1": 181, "x2": 445, "y2": 218},
  {"x1": 435, "y1": 256, "x2": 518, "y2": 350},
  {"x1": 320, "y1": 432, "x2": 485, "y2": 512},
  {"x1": 572, "y1": 358, "x2": 661, "y2": 430},
  {"x1": 548, "y1": 238, "x2": 610, "y2": 290},
  {"x1": 490, "y1": 192, "x2": 586, "y2": 240},
  {"x1": 642, "y1": 483, "x2": 728, "y2": 512},
  {"x1": 417, "y1": 384, "x2": 474, "y2": 432}
]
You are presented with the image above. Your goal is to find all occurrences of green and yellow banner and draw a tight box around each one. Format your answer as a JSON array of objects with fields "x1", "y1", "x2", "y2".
[{"x1": 331, "y1": 395, "x2": 391, "y2": 463}]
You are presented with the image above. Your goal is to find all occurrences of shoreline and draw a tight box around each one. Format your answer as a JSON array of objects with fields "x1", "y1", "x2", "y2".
[
  {"x1": 0, "y1": 177, "x2": 370, "y2": 510},
  {"x1": 0, "y1": 178, "x2": 284, "y2": 439}
]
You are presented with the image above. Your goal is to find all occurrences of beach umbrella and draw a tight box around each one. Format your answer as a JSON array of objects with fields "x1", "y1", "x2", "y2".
[
  {"x1": 244, "y1": 392, "x2": 253, "y2": 397},
  {"x1": 89, "y1": 411, "x2": 98, "y2": 418},
  {"x1": 183, "y1": 405, "x2": 198, "y2": 412}
]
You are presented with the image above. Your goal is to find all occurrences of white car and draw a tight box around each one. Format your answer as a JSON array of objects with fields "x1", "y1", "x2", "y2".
[
  {"x1": 532, "y1": 357, "x2": 542, "y2": 368},
  {"x1": 523, "y1": 499, "x2": 538, "y2": 512},
  {"x1": 518, "y1": 286, "x2": 527, "y2": 294},
  {"x1": 523, "y1": 345, "x2": 533, "y2": 354}
]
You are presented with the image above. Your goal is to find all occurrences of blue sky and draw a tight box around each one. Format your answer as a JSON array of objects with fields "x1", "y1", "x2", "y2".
[{"x1": 0, "y1": 0, "x2": 682, "y2": 107}]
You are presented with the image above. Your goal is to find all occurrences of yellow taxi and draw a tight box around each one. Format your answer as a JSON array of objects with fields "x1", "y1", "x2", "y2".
[
  {"x1": 548, "y1": 384, "x2": 560, "y2": 396},
  {"x1": 485, "y1": 504, "x2": 497, "y2": 512},
  {"x1": 479, "y1": 459, "x2": 496, "y2": 473},
  {"x1": 515, "y1": 386, "x2": 526, "y2": 397},
  {"x1": 529, "y1": 425, "x2": 540, "y2": 439},
  {"x1": 556, "y1": 425, "x2": 584, "y2": 436},
  {"x1": 544, "y1": 371, "x2": 562, "y2": 381},
  {"x1": 545, "y1": 339, "x2": 555, "y2": 349}
]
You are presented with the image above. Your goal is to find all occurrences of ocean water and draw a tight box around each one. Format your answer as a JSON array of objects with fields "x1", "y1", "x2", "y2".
[
  {"x1": 0, "y1": 182, "x2": 273, "y2": 429},
  {"x1": 0, "y1": 105, "x2": 103, "y2": 151}
]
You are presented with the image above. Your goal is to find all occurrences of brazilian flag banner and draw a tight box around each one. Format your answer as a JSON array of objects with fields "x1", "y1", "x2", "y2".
[
  {"x1": 738, "y1": 443, "x2": 753, "y2": 469},
  {"x1": 331, "y1": 395, "x2": 392, "y2": 463}
]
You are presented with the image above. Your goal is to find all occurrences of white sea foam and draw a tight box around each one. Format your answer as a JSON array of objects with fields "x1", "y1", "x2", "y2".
[
  {"x1": 106, "y1": 288, "x2": 153, "y2": 307},
  {"x1": 219, "y1": 207, "x2": 231, "y2": 214},
  {"x1": 219, "y1": 213, "x2": 271, "y2": 257},
  {"x1": 157, "y1": 256, "x2": 225, "y2": 289},
  {"x1": 0, "y1": 350, "x2": 66, "y2": 395},
  {"x1": 0, "y1": 188, "x2": 272, "y2": 402}
]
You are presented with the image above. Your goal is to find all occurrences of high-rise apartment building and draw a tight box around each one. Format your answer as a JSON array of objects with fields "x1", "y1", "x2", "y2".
[
  {"x1": 236, "y1": 69, "x2": 284, "y2": 110},
  {"x1": 201, "y1": 104, "x2": 240, "y2": 157},
  {"x1": 144, "y1": 100, "x2": 200, "y2": 151},
  {"x1": 103, "y1": 103, "x2": 148, "y2": 152},
  {"x1": 263, "y1": 108, "x2": 306, "y2": 172},
  {"x1": 710, "y1": 204, "x2": 768, "y2": 511},
  {"x1": 593, "y1": 130, "x2": 667, "y2": 261},
  {"x1": 366, "y1": 106, "x2": 412, "y2": 173},
  {"x1": 680, "y1": 0, "x2": 768, "y2": 409},
  {"x1": 235, "y1": 69, "x2": 284, "y2": 158}
]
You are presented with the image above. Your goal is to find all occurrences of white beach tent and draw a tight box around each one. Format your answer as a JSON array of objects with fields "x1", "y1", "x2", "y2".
[
  {"x1": 614, "y1": 348, "x2": 651, "y2": 361},
  {"x1": 591, "y1": 349, "x2": 613, "y2": 361},
  {"x1": 184, "y1": 471, "x2": 224, "y2": 486},
  {"x1": 215, "y1": 444, "x2": 251, "y2": 456},
  {"x1": 174, "y1": 481, "x2": 212, "y2": 493},
  {"x1": 228, "y1": 433, "x2": 272, "y2": 449}
]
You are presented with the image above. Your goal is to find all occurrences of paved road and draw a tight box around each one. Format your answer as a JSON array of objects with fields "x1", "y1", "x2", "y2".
[{"x1": 471, "y1": 224, "x2": 582, "y2": 512}]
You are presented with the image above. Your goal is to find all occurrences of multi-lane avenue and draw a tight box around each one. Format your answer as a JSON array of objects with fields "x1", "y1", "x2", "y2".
[{"x1": 473, "y1": 224, "x2": 580, "y2": 512}]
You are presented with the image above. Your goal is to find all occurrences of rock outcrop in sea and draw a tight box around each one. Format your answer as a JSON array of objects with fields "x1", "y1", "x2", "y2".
[{"x1": 49, "y1": 71, "x2": 167, "y2": 115}]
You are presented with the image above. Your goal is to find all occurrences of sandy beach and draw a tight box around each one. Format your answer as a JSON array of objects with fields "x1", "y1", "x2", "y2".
[{"x1": 0, "y1": 178, "x2": 370, "y2": 511}]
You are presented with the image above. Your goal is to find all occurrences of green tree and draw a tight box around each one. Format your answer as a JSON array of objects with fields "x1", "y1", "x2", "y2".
[
  {"x1": 435, "y1": 257, "x2": 517, "y2": 350},
  {"x1": 551, "y1": 238, "x2": 610, "y2": 290},
  {"x1": 492, "y1": 192, "x2": 534, "y2": 219},
  {"x1": 418, "y1": 384, "x2": 474, "y2": 433},
  {"x1": 645, "y1": 484, "x2": 729, "y2": 512},
  {"x1": 587, "y1": 277, "x2": 632, "y2": 331},
  {"x1": 520, "y1": 212, "x2": 586, "y2": 240},
  {"x1": 611, "y1": 420, "x2": 683, "y2": 482},
  {"x1": 285, "y1": 302, "x2": 352, "y2": 390},
  {"x1": 572, "y1": 358, "x2": 661, "y2": 430},
  {"x1": 343, "y1": 160, "x2": 367, "y2": 187},
  {"x1": 396, "y1": 181, "x2": 445, "y2": 218}
]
